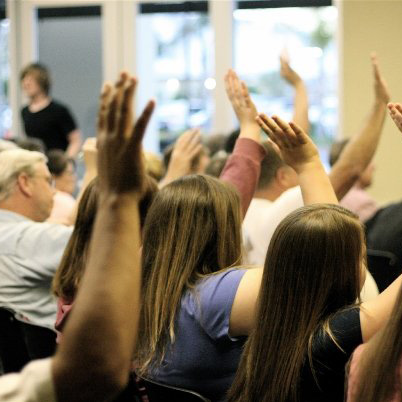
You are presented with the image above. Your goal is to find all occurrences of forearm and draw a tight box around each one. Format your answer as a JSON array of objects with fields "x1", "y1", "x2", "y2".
[
  {"x1": 329, "y1": 100, "x2": 387, "y2": 199},
  {"x1": 66, "y1": 130, "x2": 82, "y2": 158},
  {"x1": 298, "y1": 159, "x2": 338, "y2": 205},
  {"x1": 292, "y1": 82, "x2": 309, "y2": 134},
  {"x1": 220, "y1": 136, "x2": 266, "y2": 217},
  {"x1": 53, "y1": 195, "x2": 141, "y2": 401}
]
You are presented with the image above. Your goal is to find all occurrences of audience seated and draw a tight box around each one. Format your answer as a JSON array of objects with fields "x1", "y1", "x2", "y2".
[
  {"x1": 46, "y1": 150, "x2": 77, "y2": 225},
  {"x1": 0, "y1": 71, "x2": 151, "y2": 402},
  {"x1": 0, "y1": 149, "x2": 73, "y2": 368},
  {"x1": 226, "y1": 108, "x2": 402, "y2": 402},
  {"x1": 346, "y1": 102, "x2": 402, "y2": 402}
]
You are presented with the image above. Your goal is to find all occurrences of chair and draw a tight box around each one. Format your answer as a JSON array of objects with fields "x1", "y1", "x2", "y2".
[
  {"x1": 0, "y1": 308, "x2": 30, "y2": 373},
  {"x1": 139, "y1": 377, "x2": 211, "y2": 402},
  {"x1": 366, "y1": 249, "x2": 401, "y2": 293}
]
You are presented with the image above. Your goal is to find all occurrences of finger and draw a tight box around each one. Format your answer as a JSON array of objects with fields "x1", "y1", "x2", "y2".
[
  {"x1": 370, "y1": 52, "x2": 382, "y2": 82},
  {"x1": 107, "y1": 73, "x2": 126, "y2": 133},
  {"x1": 395, "y1": 103, "x2": 402, "y2": 113},
  {"x1": 272, "y1": 115, "x2": 298, "y2": 146},
  {"x1": 113, "y1": 72, "x2": 129, "y2": 137},
  {"x1": 129, "y1": 99, "x2": 156, "y2": 149},
  {"x1": 97, "y1": 83, "x2": 112, "y2": 135},
  {"x1": 188, "y1": 143, "x2": 203, "y2": 160},
  {"x1": 241, "y1": 81, "x2": 252, "y2": 109},
  {"x1": 289, "y1": 122, "x2": 308, "y2": 145},
  {"x1": 258, "y1": 114, "x2": 287, "y2": 149},
  {"x1": 256, "y1": 115, "x2": 272, "y2": 136},
  {"x1": 117, "y1": 76, "x2": 137, "y2": 140}
]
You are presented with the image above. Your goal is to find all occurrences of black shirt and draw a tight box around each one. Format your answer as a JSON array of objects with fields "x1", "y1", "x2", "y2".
[
  {"x1": 299, "y1": 308, "x2": 362, "y2": 402},
  {"x1": 21, "y1": 100, "x2": 77, "y2": 152}
]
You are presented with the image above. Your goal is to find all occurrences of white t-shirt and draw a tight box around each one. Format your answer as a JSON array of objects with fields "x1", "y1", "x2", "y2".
[
  {"x1": 243, "y1": 186, "x2": 303, "y2": 265},
  {"x1": 0, "y1": 358, "x2": 55, "y2": 402}
]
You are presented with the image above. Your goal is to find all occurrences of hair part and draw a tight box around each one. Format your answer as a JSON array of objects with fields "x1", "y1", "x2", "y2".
[
  {"x1": 0, "y1": 149, "x2": 47, "y2": 202},
  {"x1": 228, "y1": 204, "x2": 364, "y2": 402}
]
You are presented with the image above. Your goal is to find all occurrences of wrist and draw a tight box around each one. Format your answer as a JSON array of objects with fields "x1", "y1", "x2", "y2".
[{"x1": 293, "y1": 157, "x2": 323, "y2": 175}]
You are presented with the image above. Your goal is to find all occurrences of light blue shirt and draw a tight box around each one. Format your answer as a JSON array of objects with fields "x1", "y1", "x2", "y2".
[{"x1": 0, "y1": 209, "x2": 72, "y2": 330}]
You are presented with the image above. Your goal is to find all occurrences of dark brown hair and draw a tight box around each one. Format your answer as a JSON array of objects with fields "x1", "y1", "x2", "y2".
[
  {"x1": 20, "y1": 63, "x2": 51, "y2": 95},
  {"x1": 53, "y1": 175, "x2": 158, "y2": 301},
  {"x1": 257, "y1": 141, "x2": 286, "y2": 191},
  {"x1": 228, "y1": 204, "x2": 364, "y2": 402}
]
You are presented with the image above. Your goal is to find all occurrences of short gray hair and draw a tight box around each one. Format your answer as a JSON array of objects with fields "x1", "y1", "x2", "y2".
[{"x1": 0, "y1": 149, "x2": 47, "y2": 202}]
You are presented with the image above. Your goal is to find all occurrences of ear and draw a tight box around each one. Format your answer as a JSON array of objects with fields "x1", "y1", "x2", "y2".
[{"x1": 16, "y1": 172, "x2": 34, "y2": 198}]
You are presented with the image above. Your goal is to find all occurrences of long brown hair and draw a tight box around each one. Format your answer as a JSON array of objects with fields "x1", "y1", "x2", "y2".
[
  {"x1": 352, "y1": 285, "x2": 402, "y2": 402},
  {"x1": 137, "y1": 174, "x2": 243, "y2": 371},
  {"x1": 53, "y1": 175, "x2": 158, "y2": 301},
  {"x1": 227, "y1": 204, "x2": 364, "y2": 402}
]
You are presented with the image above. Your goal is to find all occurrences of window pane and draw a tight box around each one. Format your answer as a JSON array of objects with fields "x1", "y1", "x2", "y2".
[
  {"x1": 0, "y1": 18, "x2": 11, "y2": 138},
  {"x1": 234, "y1": 6, "x2": 337, "y2": 159},
  {"x1": 136, "y1": 10, "x2": 213, "y2": 151}
]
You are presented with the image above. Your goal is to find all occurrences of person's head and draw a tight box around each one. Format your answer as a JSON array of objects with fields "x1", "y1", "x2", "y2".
[
  {"x1": 20, "y1": 63, "x2": 51, "y2": 98},
  {"x1": 329, "y1": 139, "x2": 375, "y2": 189},
  {"x1": 14, "y1": 137, "x2": 47, "y2": 154},
  {"x1": 257, "y1": 141, "x2": 298, "y2": 193},
  {"x1": 205, "y1": 150, "x2": 229, "y2": 177},
  {"x1": 53, "y1": 174, "x2": 158, "y2": 302},
  {"x1": 47, "y1": 150, "x2": 77, "y2": 195},
  {"x1": 0, "y1": 139, "x2": 18, "y2": 153},
  {"x1": 224, "y1": 129, "x2": 240, "y2": 153},
  {"x1": 228, "y1": 204, "x2": 365, "y2": 402},
  {"x1": 204, "y1": 133, "x2": 227, "y2": 157},
  {"x1": 138, "y1": 174, "x2": 243, "y2": 370},
  {"x1": 0, "y1": 149, "x2": 54, "y2": 222},
  {"x1": 144, "y1": 151, "x2": 164, "y2": 182}
]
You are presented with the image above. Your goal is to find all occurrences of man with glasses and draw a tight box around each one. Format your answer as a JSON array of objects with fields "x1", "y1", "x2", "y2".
[{"x1": 0, "y1": 149, "x2": 72, "y2": 372}]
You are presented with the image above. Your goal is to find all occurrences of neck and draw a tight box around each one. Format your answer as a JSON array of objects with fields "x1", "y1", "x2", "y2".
[
  {"x1": 29, "y1": 93, "x2": 50, "y2": 109},
  {"x1": 0, "y1": 197, "x2": 37, "y2": 222},
  {"x1": 254, "y1": 186, "x2": 285, "y2": 202}
]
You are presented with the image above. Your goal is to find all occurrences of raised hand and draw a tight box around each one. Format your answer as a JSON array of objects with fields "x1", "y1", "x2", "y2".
[
  {"x1": 256, "y1": 114, "x2": 319, "y2": 172},
  {"x1": 224, "y1": 69, "x2": 259, "y2": 132},
  {"x1": 371, "y1": 53, "x2": 390, "y2": 105},
  {"x1": 280, "y1": 55, "x2": 302, "y2": 87},
  {"x1": 97, "y1": 72, "x2": 155, "y2": 195},
  {"x1": 388, "y1": 103, "x2": 402, "y2": 132},
  {"x1": 161, "y1": 128, "x2": 203, "y2": 186}
]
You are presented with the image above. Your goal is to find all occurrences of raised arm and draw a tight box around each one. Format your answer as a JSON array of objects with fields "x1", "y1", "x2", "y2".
[
  {"x1": 280, "y1": 55, "x2": 310, "y2": 134},
  {"x1": 66, "y1": 129, "x2": 82, "y2": 159},
  {"x1": 220, "y1": 69, "x2": 266, "y2": 217},
  {"x1": 256, "y1": 114, "x2": 337, "y2": 205},
  {"x1": 52, "y1": 73, "x2": 155, "y2": 401},
  {"x1": 329, "y1": 53, "x2": 390, "y2": 200},
  {"x1": 159, "y1": 128, "x2": 203, "y2": 188}
]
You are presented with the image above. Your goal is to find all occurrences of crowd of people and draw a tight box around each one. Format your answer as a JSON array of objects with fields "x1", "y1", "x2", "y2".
[{"x1": 0, "y1": 51, "x2": 402, "y2": 402}]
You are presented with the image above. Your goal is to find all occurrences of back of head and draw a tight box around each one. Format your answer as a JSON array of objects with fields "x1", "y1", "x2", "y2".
[
  {"x1": 139, "y1": 174, "x2": 242, "y2": 369},
  {"x1": 0, "y1": 149, "x2": 46, "y2": 203},
  {"x1": 225, "y1": 129, "x2": 240, "y2": 153},
  {"x1": 47, "y1": 149, "x2": 74, "y2": 177},
  {"x1": 53, "y1": 174, "x2": 158, "y2": 301},
  {"x1": 329, "y1": 139, "x2": 349, "y2": 167},
  {"x1": 229, "y1": 204, "x2": 364, "y2": 402},
  {"x1": 14, "y1": 137, "x2": 47, "y2": 154},
  {"x1": 205, "y1": 150, "x2": 229, "y2": 178},
  {"x1": 257, "y1": 141, "x2": 286, "y2": 191},
  {"x1": 20, "y1": 62, "x2": 51, "y2": 95}
]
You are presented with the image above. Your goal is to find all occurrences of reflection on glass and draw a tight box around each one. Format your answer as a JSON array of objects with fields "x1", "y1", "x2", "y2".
[
  {"x1": 0, "y1": 19, "x2": 11, "y2": 138},
  {"x1": 234, "y1": 6, "x2": 337, "y2": 155},
  {"x1": 137, "y1": 11, "x2": 213, "y2": 150}
]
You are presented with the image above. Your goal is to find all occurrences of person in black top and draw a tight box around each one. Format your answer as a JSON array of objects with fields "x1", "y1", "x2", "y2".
[{"x1": 20, "y1": 63, "x2": 81, "y2": 158}]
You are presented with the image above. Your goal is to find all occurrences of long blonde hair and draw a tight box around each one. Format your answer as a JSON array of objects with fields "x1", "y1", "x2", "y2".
[
  {"x1": 228, "y1": 204, "x2": 364, "y2": 402},
  {"x1": 137, "y1": 174, "x2": 243, "y2": 372}
]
